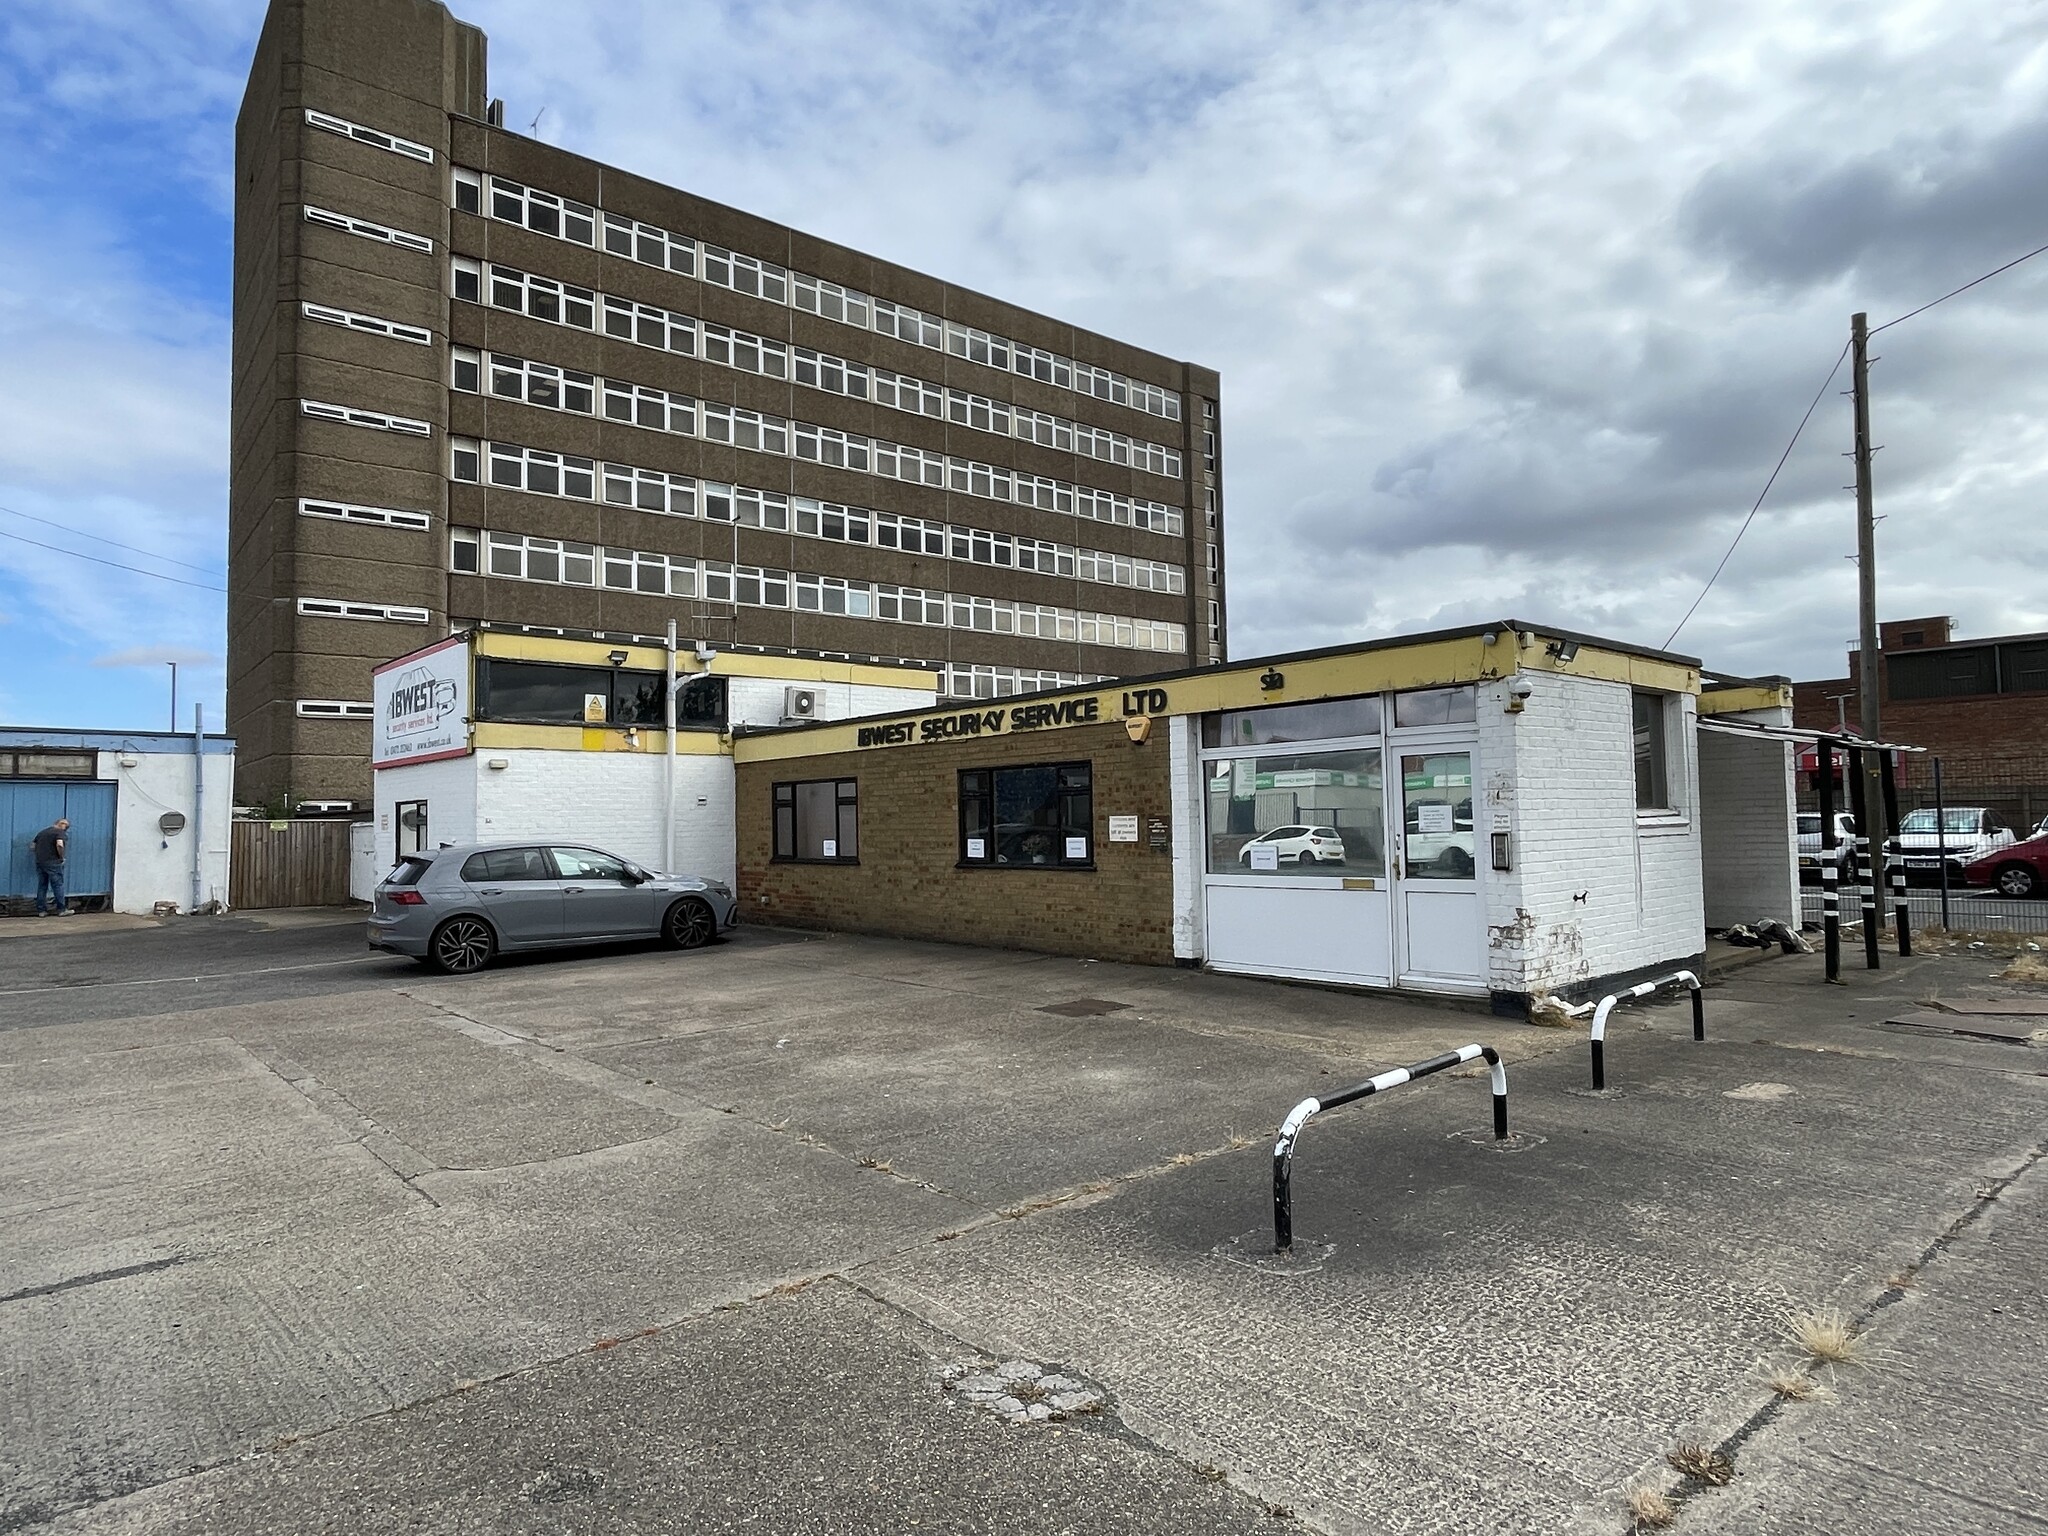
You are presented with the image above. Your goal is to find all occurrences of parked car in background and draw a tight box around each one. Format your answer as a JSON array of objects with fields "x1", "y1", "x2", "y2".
[
  {"x1": 1403, "y1": 798, "x2": 1476, "y2": 877},
  {"x1": 1886, "y1": 807, "x2": 2018, "y2": 886},
  {"x1": 368, "y1": 841, "x2": 737, "y2": 973},
  {"x1": 1795, "y1": 812, "x2": 1858, "y2": 883},
  {"x1": 1964, "y1": 831, "x2": 2047, "y2": 900},
  {"x1": 1239, "y1": 825, "x2": 1348, "y2": 867}
]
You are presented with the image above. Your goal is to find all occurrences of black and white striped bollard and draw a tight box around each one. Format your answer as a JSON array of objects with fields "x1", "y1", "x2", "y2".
[
  {"x1": 1272, "y1": 1043, "x2": 1507, "y2": 1252},
  {"x1": 1588, "y1": 970, "x2": 1703, "y2": 1090}
]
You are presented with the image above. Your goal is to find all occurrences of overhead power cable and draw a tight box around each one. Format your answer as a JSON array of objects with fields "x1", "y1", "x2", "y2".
[
  {"x1": 1870, "y1": 237, "x2": 2048, "y2": 336},
  {"x1": 0, "y1": 526, "x2": 227, "y2": 593},
  {"x1": 1662, "y1": 341, "x2": 1850, "y2": 649},
  {"x1": 0, "y1": 502, "x2": 221, "y2": 575},
  {"x1": 1665, "y1": 230, "x2": 2048, "y2": 647}
]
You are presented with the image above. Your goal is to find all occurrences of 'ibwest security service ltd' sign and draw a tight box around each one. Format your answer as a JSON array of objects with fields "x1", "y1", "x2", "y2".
[
  {"x1": 372, "y1": 636, "x2": 471, "y2": 768},
  {"x1": 854, "y1": 687, "x2": 1171, "y2": 750}
]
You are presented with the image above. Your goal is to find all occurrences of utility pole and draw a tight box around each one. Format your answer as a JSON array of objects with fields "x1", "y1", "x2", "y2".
[
  {"x1": 1851, "y1": 313, "x2": 1880, "y2": 742},
  {"x1": 1850, "y1": 311, "x2": 1889, "y2": 959}
]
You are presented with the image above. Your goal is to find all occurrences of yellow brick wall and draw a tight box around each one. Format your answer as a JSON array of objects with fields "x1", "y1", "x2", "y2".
[{"x1": 735, "y1": 720, "x2": 1176, "y2": 963}]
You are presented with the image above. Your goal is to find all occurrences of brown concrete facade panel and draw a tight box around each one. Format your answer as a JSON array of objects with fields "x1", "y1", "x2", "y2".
[{"x1": 736, "y1": 719, "x2": 1174, "y2": 963}]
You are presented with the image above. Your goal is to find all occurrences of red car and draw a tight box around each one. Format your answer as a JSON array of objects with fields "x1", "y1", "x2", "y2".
[{"x1": 1964, "y1": 834, "x2": 2046, "y2": 899}]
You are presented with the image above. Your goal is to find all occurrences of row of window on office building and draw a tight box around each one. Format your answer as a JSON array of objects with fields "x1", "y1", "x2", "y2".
[{"x1": 448, "y1": 165, "x2": 1186, "y2": 423}]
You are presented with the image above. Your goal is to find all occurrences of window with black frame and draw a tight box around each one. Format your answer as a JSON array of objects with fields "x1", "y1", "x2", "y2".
[
  {"x1": 773, "y1": 779, "x2": 858, "y2": 862},
  {"x1": 958, "y1": 762, "x2": 1093, "y2": 868},
  {"x1": 475, "y1": 658, "x2": 726, "y2": 730}
]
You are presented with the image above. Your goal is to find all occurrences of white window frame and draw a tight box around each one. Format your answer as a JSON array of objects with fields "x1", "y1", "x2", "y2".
[
  {"x1": 300, "y1": 400, "x2": 432, "y2": 437},
  {"x1": 299, "y1": 498, "x2": 432, "y2": 532},
  {"x1": 303, "y1": 205, "x2": 433, "y2": 253},
  {"x1": 304, "y1": 109, "x2": 433, "y2": 163},
  {"x1": 301, "y1": 302, "x2": 432, "y2": 345}
]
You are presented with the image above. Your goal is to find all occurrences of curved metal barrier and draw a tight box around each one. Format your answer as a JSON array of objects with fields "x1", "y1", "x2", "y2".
[
  {"x1": 1588, "y1": 970, "x2": 1702, "y2": 1089},
  {"x1": 1272, "y1": 1043, "x2": 1507, "y2": 1252}
]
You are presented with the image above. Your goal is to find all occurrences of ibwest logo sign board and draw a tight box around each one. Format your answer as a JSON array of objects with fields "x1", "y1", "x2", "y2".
[{"x1": 372, "y1": 636, "x2": 471, "y2": 768}]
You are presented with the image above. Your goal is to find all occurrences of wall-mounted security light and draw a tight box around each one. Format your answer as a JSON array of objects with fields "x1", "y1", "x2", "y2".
[
  {"x1": 158, "y1": 811, "x2": 187, "y2": 836},
  {"x1": 486, "y1": 757, "x2": 509, "y2": 770},
  {"x1": 607, "y1": 649, "x2": 630, "y2": 667},
  {"x1": 1545, "y1": 638, "x2": 1581, "y2": 663},
  {"x1": 119, "y1": 753, "x2": 140, "y2": 769}
]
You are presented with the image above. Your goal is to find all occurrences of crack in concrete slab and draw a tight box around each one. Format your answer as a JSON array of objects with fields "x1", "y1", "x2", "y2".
[
  {"x1": 1609, "y1": 1136, "x2": 2048, "y2": 1531},
  {"x1": 0, "y1": 1255, "x2": 190, "y2": 1307},
  {"x1": 233, "y1": 1042, "x2": 443, "y2": 1208}
]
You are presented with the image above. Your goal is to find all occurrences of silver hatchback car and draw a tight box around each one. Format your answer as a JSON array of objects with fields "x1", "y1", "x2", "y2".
[{"x1": 369, "y1": 841, "x2": 737, "y2": 974}]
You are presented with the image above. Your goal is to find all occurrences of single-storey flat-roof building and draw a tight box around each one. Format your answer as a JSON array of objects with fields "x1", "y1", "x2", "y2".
[
  {"x1": 733, "y1": 623, "x2": 1800, "y2": 1014},
  {"x1": 1, "y1": 726, "x2": 235, "y2": 915}
]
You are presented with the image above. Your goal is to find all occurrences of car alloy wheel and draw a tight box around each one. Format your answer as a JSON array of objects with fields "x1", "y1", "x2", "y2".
[
  {"x1": 1995, "y1": 864, "x2": 2038, "y2": 899},
  {"x1": 665, "y1": 896, "x2": 716, "y2": 950},
  {"x1": 431, "y1": 916, "x2": 495, "y2": 974}
]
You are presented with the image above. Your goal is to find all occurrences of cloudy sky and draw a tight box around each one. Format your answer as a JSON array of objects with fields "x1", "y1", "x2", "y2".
[{"x1": 3, "y1": 0, "x2": 2046, "y2": 730}]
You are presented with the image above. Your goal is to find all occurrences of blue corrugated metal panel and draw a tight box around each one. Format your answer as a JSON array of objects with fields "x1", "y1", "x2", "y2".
[{"x1": 3, "y1": 781, "x2": 117, "y2": 899}]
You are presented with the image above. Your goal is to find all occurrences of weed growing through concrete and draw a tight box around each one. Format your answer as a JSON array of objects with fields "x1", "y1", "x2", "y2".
[
  {"x1": 1626, "y1": 1485, "x2": 1676, "y2": 1529},
  {"x1": 1171, "y1": 1153, "x2": 1197, "y2": 1167},
  {"x1": 1666, "y1": 1443, "x2": 1735, "y2": 1485},
  {"x1": 857, "y1": 1156, "x2": 896, "y2": 1174},
  {"x1": 1766, "y1": 1366, "x2": 1820, "y2": 1400},
  {"x1": 1788, "y1": 1306, "x2": 1862, "y2": 1364}
]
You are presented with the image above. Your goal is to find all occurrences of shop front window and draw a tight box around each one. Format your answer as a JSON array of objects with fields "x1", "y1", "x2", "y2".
[
  {"x1": 959, "y1": 762, "x2": 1092, "y2": 868},
  {"x1": 1393, "y1": 685, "x2": 1476, "y2": 727},
  {"x1": 773, "y1": 779, "x2": 858, "y2": 862},
  {"x1": 1202, "y1": 695, "x2": 1381, "y2": 748},
  {"x1": 1205, "y1": 749, "x2": 1384, "y2": 876}
]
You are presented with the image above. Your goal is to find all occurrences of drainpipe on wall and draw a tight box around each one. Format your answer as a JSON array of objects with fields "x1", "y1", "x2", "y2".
[
  {"x1": 665, "y1": 620, "x2": 678, "y2": 875},
  {"x1": 191, "y1": 703, "x2": 204, "y2": 913}
]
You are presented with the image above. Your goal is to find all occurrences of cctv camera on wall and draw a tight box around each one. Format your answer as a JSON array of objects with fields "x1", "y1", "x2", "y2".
[{"x1": 1505, "y1": 676, "x2": 1535, "y2": 714}]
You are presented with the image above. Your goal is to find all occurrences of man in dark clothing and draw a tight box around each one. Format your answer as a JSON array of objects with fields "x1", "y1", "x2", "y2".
[{"x1": 32, "y1": 818, "x2": 70, "y2": 916}]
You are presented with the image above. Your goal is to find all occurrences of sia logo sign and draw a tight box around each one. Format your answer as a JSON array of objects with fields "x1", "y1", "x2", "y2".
[{"x1": 372, "y1": 637, "x2": 471, "y2": 768}]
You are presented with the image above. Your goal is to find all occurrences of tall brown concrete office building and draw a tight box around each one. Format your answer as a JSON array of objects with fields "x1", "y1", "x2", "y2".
[{"x1": 230, "y1": 0, "x2": 1228, "y2": 807}]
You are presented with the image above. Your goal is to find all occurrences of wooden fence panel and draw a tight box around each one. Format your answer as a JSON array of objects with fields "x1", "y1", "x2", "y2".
[{"x1": 230, "y1": 819, "x2": 357, "y2": 909}]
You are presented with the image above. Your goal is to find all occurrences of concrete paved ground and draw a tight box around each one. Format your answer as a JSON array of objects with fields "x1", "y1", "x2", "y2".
[{"x1": 1, "y1": 909, "x2": 2043, "y2": 1533}]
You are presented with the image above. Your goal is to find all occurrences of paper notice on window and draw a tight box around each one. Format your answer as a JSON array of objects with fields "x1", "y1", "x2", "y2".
[
  {"x1": 1417, "y1": 803, "x2": 1455, "y2": 833},
  {"x1": 1065, "y1": 837, "x2": 1088, "y2": 860},
  {"x1": 820, "y1": 840, "x2": 837, "y2": 859},
  {"x1": 966, "y1": 838, "x2": 986, "y2": 859},
  {"x1": 1249, "y1": 843, "x2": 1280, "y2": 870},
  {"x1": 1108, "y1": 815, "x2": 1140, "y2": 842}
]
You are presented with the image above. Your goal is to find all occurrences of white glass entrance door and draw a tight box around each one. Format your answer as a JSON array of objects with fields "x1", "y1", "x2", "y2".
[
  {"x1": 1199, "y1": 739, "x2": 1392, "y2": 987},
  {"x1": 1394, "y1": 746, "x2": 1484, "y2": 990}
]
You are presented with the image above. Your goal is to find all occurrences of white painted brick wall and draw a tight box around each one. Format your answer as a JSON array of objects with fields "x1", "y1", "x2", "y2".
[
  {"x1": 1479, "y1": 673, "x2": 1703, "y2": 998},
  {"x1": 101, "y1": 748, "x2": 235, "y2": 913},
  {"x1": 472, "y1": 751, "x2": 734, "y2": 882},
  {"x1": 369, "y1": 671, "x2": 935, "y2": 889},
  {"x1": 727, "y1": 677, "x2": 934, "y2": 729},
  {"x1": 370, "y1": 753, "x2": 480, "y2": 874}
]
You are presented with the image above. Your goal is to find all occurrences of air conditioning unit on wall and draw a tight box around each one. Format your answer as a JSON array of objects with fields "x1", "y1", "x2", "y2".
[{"x1": 784, "y1": 687, "x2": 820, "y2": 722}]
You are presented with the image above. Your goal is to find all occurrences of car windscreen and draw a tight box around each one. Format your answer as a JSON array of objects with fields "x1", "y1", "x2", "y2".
[
  {"x1": 1797, "y1": 815, "x2": 1819, "y2": 835},
  {"x1": 388, "y1": 856, "x2": 433, "y2": 887},
  {"x1": 1899, "y1": 809, "x2": 1979, "y2": 833}
]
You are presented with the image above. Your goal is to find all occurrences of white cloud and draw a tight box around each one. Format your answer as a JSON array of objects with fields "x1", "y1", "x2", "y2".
[
  {"x1": 465, "y1": 0, "x2": 2048, "y2": 678},
  {"x1": 92, "y1": 644, "x2": 221, "y2": 669},
  {"x1": 5, "y1": 0, "x2": 2048, "y2": 721}
]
